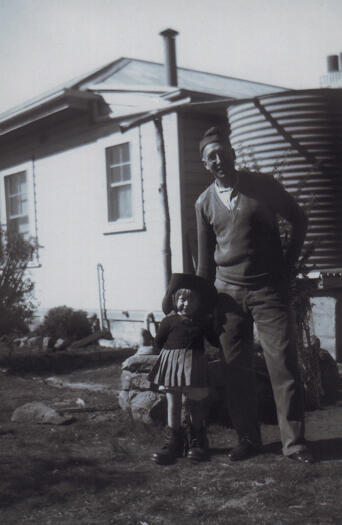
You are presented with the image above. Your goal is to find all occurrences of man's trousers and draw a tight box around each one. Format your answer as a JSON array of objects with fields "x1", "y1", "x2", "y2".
[{"x1": 215, "y1": 278, "x2": 306, "y2": 456}]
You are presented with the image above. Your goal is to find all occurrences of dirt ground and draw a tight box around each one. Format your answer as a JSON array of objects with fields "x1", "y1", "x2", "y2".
[{"x1": 0, "y1": 355, "x2": 342, "y2": 525}]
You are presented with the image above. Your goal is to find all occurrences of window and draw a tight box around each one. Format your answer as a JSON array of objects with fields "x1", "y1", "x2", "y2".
[
  {"x1": 106, "y1": 143, "x2": 133, "y2": 222},
  {"x1": 4, "y1": 171, "x2": 30, "y2": 238},
  {"x1": 102, "y1": 131, "x2": 144, "y2": 234},
  {"x1": 1, "y1": 162, "x2": 40, "y2": 267}
]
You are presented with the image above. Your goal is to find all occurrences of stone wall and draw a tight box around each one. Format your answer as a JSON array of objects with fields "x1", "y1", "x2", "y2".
[{"x1": 118, "y1": 348, "x2": 167, "y2": 425}]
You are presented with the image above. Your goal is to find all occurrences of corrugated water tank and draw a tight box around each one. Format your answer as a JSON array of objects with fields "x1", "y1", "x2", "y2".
[{"x1": 227, "y1": 89, "x2": 342, "y2": 271}]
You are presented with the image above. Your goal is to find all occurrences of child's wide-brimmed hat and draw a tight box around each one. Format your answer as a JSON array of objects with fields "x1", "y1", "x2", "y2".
[{"x1": 162, "y1": 273, "x2": 217, "y2": 315}]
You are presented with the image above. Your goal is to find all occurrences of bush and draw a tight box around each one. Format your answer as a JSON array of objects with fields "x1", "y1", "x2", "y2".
[
  {"x1": 38, "y1": 306, "x2": 92, "y2": 340},
  {"x1": 0, "y1": 229, "x2": 36, "y2": 336}
]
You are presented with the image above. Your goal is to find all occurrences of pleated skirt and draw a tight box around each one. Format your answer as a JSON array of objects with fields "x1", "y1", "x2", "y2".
[{"x1": 148, "y1": 348, "x2": 208, "y2": 388}]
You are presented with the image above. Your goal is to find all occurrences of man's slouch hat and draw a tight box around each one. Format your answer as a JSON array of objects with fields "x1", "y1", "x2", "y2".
[{"x1": 199, "y1": 125, "x2": 229, "y2": 155}]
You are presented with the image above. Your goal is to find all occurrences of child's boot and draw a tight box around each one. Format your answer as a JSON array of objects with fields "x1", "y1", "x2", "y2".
[
  {"x1": 187, "y1": 425, "x2": 209, "y2": 462},
  {"x1": 152, "y1": 426, "x2": 186, "y2": 465}
]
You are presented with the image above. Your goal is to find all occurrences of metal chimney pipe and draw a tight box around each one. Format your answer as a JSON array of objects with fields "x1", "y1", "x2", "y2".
[
  {"x1": 159, "y1": 28, "x2": 179, "y2": 86},
  {"x1": 327, "y1": 54, "x2": 339, "y2": 72}
]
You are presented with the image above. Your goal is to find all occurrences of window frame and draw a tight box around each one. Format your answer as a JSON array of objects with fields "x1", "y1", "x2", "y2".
[
  {"x1": 0, "y1": 161, "x2": 40, "y2": 266},
  {"x1": 4, "y1": 170, "x2": 30, "y2": 238},
  {"x1": 106, "y1": 142, "x2": 133, "y2": 223},
  {"x1": 102, "y1": 129, "x2": 144, "y2": 234}
]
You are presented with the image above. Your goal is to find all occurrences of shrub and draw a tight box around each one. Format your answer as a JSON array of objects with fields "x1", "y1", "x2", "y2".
[
  {"x1": 38, "y1": 306, "x2": 92, "y2": 340},
  {"x1": 0, "y1": 229, "x2": 36, "y2": 336}
]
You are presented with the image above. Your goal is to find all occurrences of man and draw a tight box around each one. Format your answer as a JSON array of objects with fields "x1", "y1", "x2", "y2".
[{"x1": 195, "y1": 126, "x2": 314, "y2": 463}]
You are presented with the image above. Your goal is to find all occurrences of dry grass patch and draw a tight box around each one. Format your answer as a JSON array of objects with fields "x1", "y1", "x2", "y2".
[{"x1": 0, "y1": 367, "x2": 341, "y2": 524}]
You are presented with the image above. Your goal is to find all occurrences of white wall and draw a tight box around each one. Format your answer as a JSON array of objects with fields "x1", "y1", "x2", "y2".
[{"x1": 1, "y1": 113, "x2": 183, "y2": 322}]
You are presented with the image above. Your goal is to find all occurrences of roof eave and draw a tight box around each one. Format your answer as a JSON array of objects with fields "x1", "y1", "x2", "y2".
[{"x1": 0, "y1": 89, "x2": 102, "y2": 137}]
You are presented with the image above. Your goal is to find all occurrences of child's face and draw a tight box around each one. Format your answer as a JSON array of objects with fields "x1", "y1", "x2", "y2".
[{"x1": 175, "y1": 289, "x2": 201, "y2": 317}]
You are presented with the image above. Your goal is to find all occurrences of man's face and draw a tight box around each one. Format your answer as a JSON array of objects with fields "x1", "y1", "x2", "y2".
[{"x1": 201, "y1": 141, "x2": 236, "y2": 182}]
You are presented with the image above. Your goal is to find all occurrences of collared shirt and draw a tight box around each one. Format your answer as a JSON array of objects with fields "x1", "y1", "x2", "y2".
[{"x1": 215, "y1": 173, "x2": 240, "y2": 211}]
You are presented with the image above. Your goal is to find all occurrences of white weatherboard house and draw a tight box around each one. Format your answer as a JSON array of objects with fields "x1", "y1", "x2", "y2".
[{"x1": 0, "y1": 31, "x2": 285, "y2": 344}]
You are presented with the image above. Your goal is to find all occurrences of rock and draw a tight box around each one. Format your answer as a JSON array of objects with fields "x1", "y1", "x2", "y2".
[
  {"x1": 139, "y1": 328, "x2": 154, "y2": 346},
  {"x1": 122, "y1": 354, "x2": 158, "y2": 373},
  {"x1": 121, "y1": 371, "x2": 151, "y2": 391},
  {"x1": 98, "y1": 339, "x2": 117, "y2": 348},
  {"x1": 27, "y1": 336, "x2": 42, "y2": 349},
  {"x1": 98, "y1": 337, "x2": 132, "y2": 349},
  {"x1": 130, "y1": 391, "x2": 166, "y2": 425},
  {"x1": 119, "y1": 354, "x2": 166, "y2": 424},
  {"x1": 70, "y1": 329, "x2": 113, "y2": 349},
  {"x1": 136, "y1": 345, "x2": 156, "y2": 356},
  {"x1": 42, "y1": 337, "x2": 54, "y2": 352},
  {"x1": 13, "y1": 337, "x2": 29, "y2": 348},
  {"x1": 11, "y1": 402, "x2": 73, "y2": 425},
  {"x1": 54, "y1": 338, "x2": 69, "y2": 351},
  {"x1": 118, "y1": 390, "x2": 131, "y2": 411},
  {"x1": 121, "y1": 372, "x2": 131, "y2": 391},
  {"x1": 118, "y1": 389, "x2": 140, "y2": 411},
  {"x1": 44, "y1": 376, "x2": 112, "y2": 393}
]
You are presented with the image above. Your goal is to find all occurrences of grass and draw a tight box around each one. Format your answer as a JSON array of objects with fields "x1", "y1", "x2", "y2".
[{"x1": 0, "y1": 360, "x2": 341, "y2": 524}]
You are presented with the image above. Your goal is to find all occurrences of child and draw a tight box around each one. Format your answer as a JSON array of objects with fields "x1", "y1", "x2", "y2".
[{"x1": 148, "y1": 273, "x2": 219, "y2": 465}]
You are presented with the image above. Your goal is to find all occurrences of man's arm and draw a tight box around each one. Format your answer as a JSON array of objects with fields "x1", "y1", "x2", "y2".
[
  {"x1": 268, "y1": 178, "x2": 309, "y2": 269},
  {"x1": 203, "y1": 318, "x2": 221, "y2": 348},
  {"x1": 195, "y1": 199, "x2": 216, "y2": 281}
]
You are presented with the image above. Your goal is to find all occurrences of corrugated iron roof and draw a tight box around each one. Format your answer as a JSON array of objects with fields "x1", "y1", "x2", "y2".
[{"x1": 80, "y1": 58, "x2": 287, "y2": 98}]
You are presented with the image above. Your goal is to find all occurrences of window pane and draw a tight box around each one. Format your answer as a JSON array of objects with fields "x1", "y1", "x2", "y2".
[
  {"x1": 8, "y1": 217, "x2": 29, "y2": 236},
  {"x1": 118, "y1": 185, "x2": 132, "y2": 218},
  {"x1": 7, "y1": 171, "x2": 26, "y2": 195},
  {"x1": 9, "y1": 195, "x2": 20, "y2": 216},
  {"x1": 108, "y1": 187, "x2": 116, "y2": 221},
  {"x1": 21, "y1": 198, "x2": 28, "y2": 215},
  {"x1": 122, "y1": 164, "x2": 131, "y2": 182},
  {"x1": 109, "y1": 166, "x2": 122, "y2": 183},
  {"x1": 8, "y1": 194, "x2": 28, "y2": 216},
  {"x1": 106, "y1": 143, "x2": 130, "y2": 166},
  {"x1": 121, "y1": 143, "x2": 130, "y2": 163},
  {"x1": 107, "y1": 146, "x2": 120, "y2": 166},
  {"x1": 18, "y1": 176, "x2": 27, "y2": 194},
  {"x1": 108, "y1": 184, "x2": 132, "y2": 221},
  {"x1": 17, "y1": 217, "x2": 29, "y2": 235},
  {"x1": 8, "y1": 174, "x2": 18, "y2": 194}
]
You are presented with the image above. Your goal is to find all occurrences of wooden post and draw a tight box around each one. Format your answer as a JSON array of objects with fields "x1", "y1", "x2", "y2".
[
  {"x1": 119, "y1": 99, "x2": 191, "y2": 292},
  {"x1": 154, "y1": 116, "x2": 172, "y2": 291}
]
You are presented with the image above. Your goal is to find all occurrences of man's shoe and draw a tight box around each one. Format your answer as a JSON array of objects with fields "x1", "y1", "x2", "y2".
[
  {"x1": 287, "y1": 450, "x2": 314, "y2": 464},
  {"x1": 187, "y1": 425, "x2": 209, "y2": 462},
  {"x1": 228, "y1": 440, "x2": 261, "y2": 462},
  {"x1": 151, "y1": 426, "x2": 186, "y2": 465}
]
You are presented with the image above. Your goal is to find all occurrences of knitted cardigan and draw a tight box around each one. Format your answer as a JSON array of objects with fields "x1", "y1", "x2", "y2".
[
  {"x1": 195, "y1": 170, "x2": 308, "y2": 286},
  {"x1": 155, "y1": 314, "x2": 219, "y2": 351}
]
